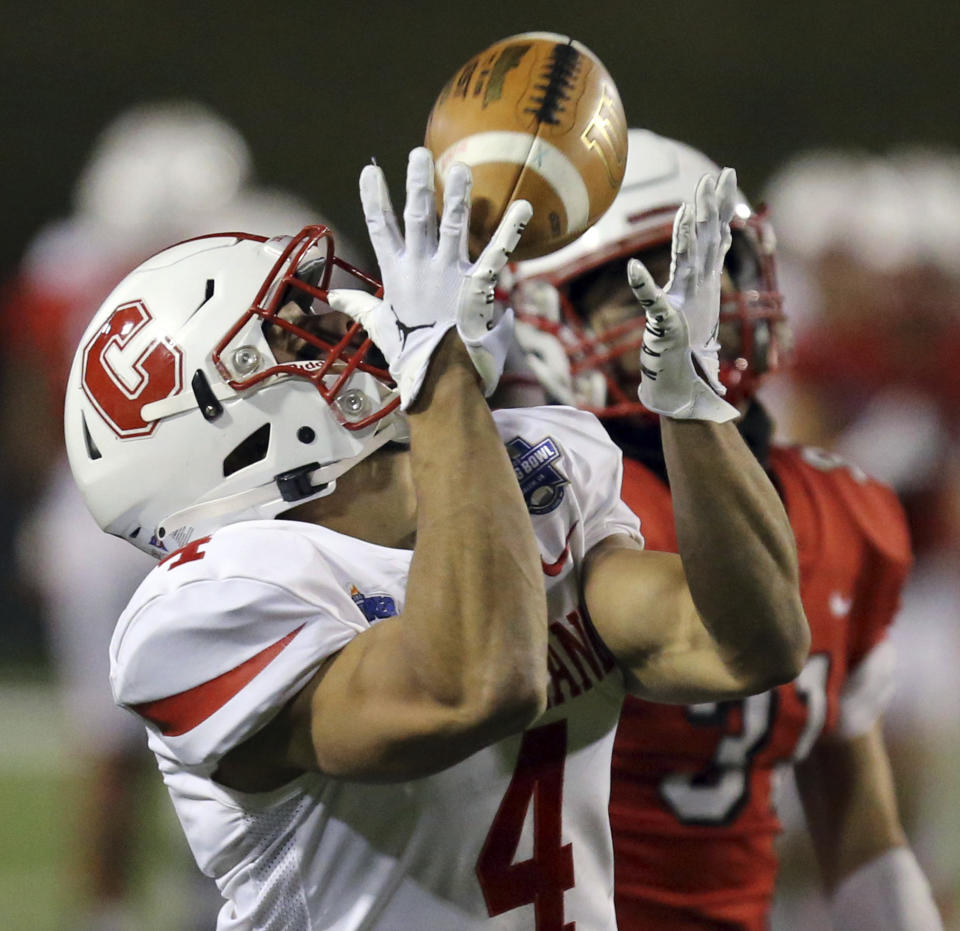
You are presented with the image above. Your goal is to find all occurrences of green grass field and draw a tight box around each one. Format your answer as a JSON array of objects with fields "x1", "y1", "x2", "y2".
[
  {"x1": 4, "y1": 675, "x2": 956, "y2": 930},
  {"x1": 0, "y1": 677, "x2": 218, "y2": 930},
  {"x1": 0, "y1": 768, "x2": 71, "y2": 928}
]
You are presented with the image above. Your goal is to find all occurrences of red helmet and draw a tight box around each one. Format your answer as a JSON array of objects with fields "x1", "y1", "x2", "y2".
[{"x1": 508, "y1": 129, "x2": 787, "y2": 418}]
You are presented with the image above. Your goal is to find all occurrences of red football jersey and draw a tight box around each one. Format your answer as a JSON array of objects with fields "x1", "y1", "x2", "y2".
[
  {"x1": 611, "y1": 444, "x2": 912, "y2": 930},
  {"x1": 1, "y1": 221, "x2": 143, "y2": 419}
]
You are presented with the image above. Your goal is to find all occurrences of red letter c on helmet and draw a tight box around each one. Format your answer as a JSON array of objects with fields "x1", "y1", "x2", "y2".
[{"x1": 81, "y1": 300, "x2": 184, "y2": 438}]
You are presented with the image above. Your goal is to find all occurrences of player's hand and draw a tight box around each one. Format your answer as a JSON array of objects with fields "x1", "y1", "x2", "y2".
[
  {"x1": 631, "y1": 169, "x2": 740, "y2": 423},
  {"x1": 327, "y1": 147, "x2": 531, "y2": 410}
]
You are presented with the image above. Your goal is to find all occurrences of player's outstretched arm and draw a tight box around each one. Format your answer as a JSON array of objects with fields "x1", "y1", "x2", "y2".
[
  {"x1": 795, "y1": 723, "x2": 943, "y2": 929},
  {"x1": 583, "y1": 170, "x2": 808, "y2": 703},
  {"x1": 216, "y1": 150, "x2": 546, "y2": 787}
]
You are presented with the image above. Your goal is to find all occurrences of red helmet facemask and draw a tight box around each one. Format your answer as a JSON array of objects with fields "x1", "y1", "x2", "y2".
[{"x1": 210, "y1": 225, "x2": 400, "y2": 430}]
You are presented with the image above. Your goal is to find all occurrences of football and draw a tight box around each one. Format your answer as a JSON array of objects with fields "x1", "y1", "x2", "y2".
[{"x1": 425, "y1": 32, "x2": 628, "y2": 261}]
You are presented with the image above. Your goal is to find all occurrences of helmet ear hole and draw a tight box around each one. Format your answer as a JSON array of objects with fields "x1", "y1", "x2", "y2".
[
  {"x1": 223, "y1": 423, "x2": 271, "y2": 477},
  {"x1": 81, "y1": 414, "x2": 102, "y2": 461}
]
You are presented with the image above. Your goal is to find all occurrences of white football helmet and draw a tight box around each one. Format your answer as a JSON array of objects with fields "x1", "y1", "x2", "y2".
[
  {"x1": 65, "y1": 226, "x2": 403, "y2": 558},
  {"x1": 73, "y1": 100, "x2": 252, "y2": 247},
  {"x1": 508, "y1": 128, "x2": 785, "y2": 417}
]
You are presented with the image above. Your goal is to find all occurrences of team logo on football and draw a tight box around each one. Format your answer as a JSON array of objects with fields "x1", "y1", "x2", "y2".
[
  {"x1": 350, "y1": 585, "x2": 398, "y2": 623},
  {"x1": 506, "y1": 435, "x2": 569, "y2": 515},
  {"x1": 581, "y1": 82, "x2": 628, "y2": 187}
]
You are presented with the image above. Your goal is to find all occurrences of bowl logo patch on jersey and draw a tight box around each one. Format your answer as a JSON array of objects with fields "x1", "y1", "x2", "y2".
[
  {"x1": 506, "y1": 435, "x2": 569, "y2": 515},
  {"x1": 350, "y1": 585, "x2": 398, "y2": 623}
]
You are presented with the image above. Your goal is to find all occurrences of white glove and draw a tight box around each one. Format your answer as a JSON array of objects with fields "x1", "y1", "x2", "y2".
[
  {"x1": 327, "y1": 147, "x2": 531, "y2": 410},
  {"x1": 631, "y1": 168, "x2": 740, "y2": 423}
]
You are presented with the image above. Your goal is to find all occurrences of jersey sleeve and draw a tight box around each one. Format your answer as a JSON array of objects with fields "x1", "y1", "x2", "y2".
[
  {"x1": 497, "y1": 405, "x2": 644, "y2": 551},
  {"x1": 110, "y1": 524, "x2": 368, "y2": 771},
  {"x1": 837, "y1": 468, "x2": 913, "y2": 670},
  {"x1": 565, "y1": 411, "x2": 645, "y2": 552},
  {"x1": 836, "y1": 638, "x2": 898, "y2": 739},
  {"x1": 837, "y1": 479, "x2": 910, "y2": 735},
  {"x1": 779, "y1": 446, "x2": 913, "y2": 739}
]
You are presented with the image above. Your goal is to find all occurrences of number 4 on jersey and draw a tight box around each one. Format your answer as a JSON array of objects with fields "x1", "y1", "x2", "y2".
[{"x1": 476, "y1": 720, "x2": 575, "y2": 930}]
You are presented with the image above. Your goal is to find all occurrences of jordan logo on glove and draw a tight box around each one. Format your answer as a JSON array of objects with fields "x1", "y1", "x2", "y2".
[{"x1": 390, "y1": 305, "x2": 436, "y2": 350}]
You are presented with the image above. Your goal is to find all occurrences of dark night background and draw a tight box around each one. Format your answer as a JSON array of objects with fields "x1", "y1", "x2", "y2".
[{"x1": 2, "y1": 0, "x2": 957, "y2": 279}]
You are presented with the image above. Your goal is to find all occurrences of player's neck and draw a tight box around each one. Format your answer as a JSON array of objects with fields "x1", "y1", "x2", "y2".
[{"x1": 280, "y1": 445, "x2": 418, "y2": 550}]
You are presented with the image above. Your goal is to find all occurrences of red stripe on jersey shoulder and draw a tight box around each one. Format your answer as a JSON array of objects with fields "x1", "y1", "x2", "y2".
[{"x1": 132, "y1": 624, "x2": 306, "y2": 736}]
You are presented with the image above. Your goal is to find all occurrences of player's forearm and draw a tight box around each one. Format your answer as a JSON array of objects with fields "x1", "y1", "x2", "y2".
[
  {"x1": 796, "y1": 726, "x2": 907, "y2": 890},
  {"x1": 403, "y1": 334, "x2": 548, "y2": 726},
  {"x1": 798, "y1": 729, "x2": 942, "y2": 929},
  {"x1": 660, "y1": 418, "x2": 808, "y2": 689}
]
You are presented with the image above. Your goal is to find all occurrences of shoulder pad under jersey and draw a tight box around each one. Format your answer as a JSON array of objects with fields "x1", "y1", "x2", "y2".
[
  {"x1": 110, "y1": 521, "x2": 368, "y2": 769},
  {"x1": 771, "y1": 444, "x2": 911, "y2": 570}
]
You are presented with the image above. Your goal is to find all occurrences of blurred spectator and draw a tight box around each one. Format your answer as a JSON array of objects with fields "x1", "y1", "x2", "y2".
[
  {"x1": 0, "y1": 99, "x2": 327, "y2": 931},
  {"x1": 762, "y1": 147, "x2": 960, "y2": 928}
]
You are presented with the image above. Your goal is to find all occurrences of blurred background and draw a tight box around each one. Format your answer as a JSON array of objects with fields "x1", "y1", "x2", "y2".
[{"x1": 1, "y1": 0, "x2": 958, "y2": 928}]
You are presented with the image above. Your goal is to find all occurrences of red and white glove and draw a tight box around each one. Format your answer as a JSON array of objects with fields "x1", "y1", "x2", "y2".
[
  {"x1": 631, "y1": 168, "x2": 740, "y2": 423},
  {"x1": 328, "y1": 147, "x2": 531, "y2": 409}
]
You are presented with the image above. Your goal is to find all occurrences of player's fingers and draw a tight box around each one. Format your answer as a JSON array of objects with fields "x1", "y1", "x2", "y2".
[
  {"x1": 436, "y1": 162, "x2": 472, "y2": 266},
  {"x1": 716, "y1": 167, "x2": 738, "y2": 259},
  {"x1": 325, "y1": 289, "x2": 382, "y2": 330},
  {"x1": 464, "y1": 200, "x2": 531, "y2": 316},
  {"x1": 627, "y1": 259, "x2": 673, "y2": 323},
  {"x1": 359, "y1": 164, "x2": 402, "y2": 260},
  {"x1": 403, "y1": 147, "x2": 438, "y2": 258},
  {"x1": 473, "y1": 199, "x2": 533, "y2": 280},
  {"x1": 694, "y1": 171, "x2": 718, "y2": 226},
  {"x1": 716, "y1": 167, "x2": 738, "y2": 225},
  {"x1": 667, "y1": 203, "x2": 695, "y2": 301},
  {"x1": 694, "y1": 172, "x2": 719, "y2": 284}
]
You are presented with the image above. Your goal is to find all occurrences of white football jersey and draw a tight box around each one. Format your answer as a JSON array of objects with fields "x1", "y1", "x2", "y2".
[{"x1": 110, "y1": 406, "x2": 643, "y2": 930}]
